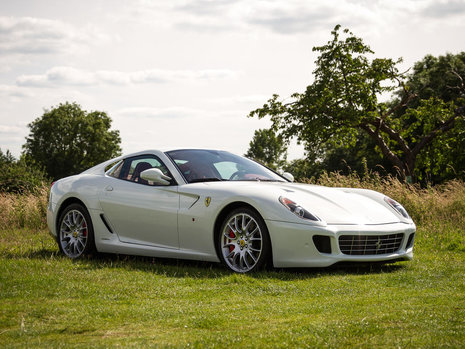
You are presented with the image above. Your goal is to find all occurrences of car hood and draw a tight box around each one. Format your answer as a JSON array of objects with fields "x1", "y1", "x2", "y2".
[
  {"x1": 276, "y1": 182, "x2": 400, "y2": 224},
  {"x1": 197, "y1": 181, "x2": 403, "y2": 225}
]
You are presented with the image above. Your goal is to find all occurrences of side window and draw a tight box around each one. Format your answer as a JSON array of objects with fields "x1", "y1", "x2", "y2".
[
  {"x1": 107, "y1": 160, "x2": 123, "y2": 178},
  {"x1": 114, "y1": 155, "x2": 174, "y2": 186}
]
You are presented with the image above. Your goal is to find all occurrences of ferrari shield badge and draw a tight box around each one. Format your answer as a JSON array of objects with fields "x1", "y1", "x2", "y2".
[{"x1": 205, "y1": 196, "x2": 211, "y2": 207}]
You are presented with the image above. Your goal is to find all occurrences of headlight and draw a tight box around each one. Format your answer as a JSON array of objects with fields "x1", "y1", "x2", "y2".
[
  {"x1": 279, "y1": 196, "x2": 320, "y2": 221},
  {"x1": 384, "y1": 197, "x2": 410, "y2": 219}
]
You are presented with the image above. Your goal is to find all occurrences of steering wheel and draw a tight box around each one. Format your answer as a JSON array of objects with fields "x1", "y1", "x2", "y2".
[{"x1": 229, "y1": 170, "x2": 246, "y2": 180}]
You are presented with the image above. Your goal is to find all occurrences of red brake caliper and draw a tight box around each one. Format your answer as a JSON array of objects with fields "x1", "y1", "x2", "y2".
[
  {"x1": 229, "y1": 230, "x2": 235, "y2": 252},
  {"x1": 82, "y1": 221, "x2": 87, "y2": 237}
]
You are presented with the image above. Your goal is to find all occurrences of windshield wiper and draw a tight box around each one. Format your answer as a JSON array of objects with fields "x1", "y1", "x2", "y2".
[
  {"x1": 238, "y1": 178, "x2": 284, "y2": 182},
  {"x1": 189, "y1": 177, "x2": 226, "y2": 183}
]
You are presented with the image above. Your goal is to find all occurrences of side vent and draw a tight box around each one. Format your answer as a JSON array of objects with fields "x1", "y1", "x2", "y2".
[
  {"x1": 406, "y1": 233, "x2": 415, "y2": 249},
  {"x1": 313, "y1": 235, "x2": 332, "y2": 254},
  {"x1": 100, "y1": 214, "x2": 114, "y2": 234}
]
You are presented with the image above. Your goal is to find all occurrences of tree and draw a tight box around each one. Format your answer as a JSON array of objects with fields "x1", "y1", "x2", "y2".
[
  {"x1": 245, "y1": 128, "x2": 287, "y2": 170},
  {"x1": 0, "y1": 149, "x2": 49, "y2": 193},
  {"x1": 23, "y1": 102, "x2": 122, "y2": 180},
  {"x1": 249, "y1": 25, "x2": 465, "y2": 182},
  {"x1": 398, "y1": 53, "x2": 465, "y2": 182}
]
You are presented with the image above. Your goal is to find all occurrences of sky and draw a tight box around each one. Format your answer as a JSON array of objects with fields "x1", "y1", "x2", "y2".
[{"x1": 1, "y1": 0, "x2": 464, "y2": 160}]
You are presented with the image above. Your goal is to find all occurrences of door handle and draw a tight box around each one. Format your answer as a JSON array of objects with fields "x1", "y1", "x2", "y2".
[{"x1": 105, "y1": 185, "x2": 113, "y2": 191}]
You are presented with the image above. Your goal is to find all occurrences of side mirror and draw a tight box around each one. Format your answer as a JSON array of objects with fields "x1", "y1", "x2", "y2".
[
  {"x1": 140, "y1": 168, "x2": 172, "y2": 186},
  {"x1": 282, "y1": 172, "x2": 294, "y2": 182}
]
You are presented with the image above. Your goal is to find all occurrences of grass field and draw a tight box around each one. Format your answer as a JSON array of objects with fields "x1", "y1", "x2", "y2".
[{"x1": 1, "y1": 178, "x2": 464, "y2": 348}]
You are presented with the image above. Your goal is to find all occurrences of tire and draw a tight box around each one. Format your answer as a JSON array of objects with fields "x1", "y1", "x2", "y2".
[
  {"x1": 218, "y1": 207, "x2": 271, "y2": 273},
  {"x1": 57, "y1": 203, "x2": 95, "y2": 259}
]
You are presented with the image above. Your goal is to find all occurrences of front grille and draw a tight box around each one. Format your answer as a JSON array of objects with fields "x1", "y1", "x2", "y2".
[{"x1": 339, "y1": 233, "x2": 404, "y2": 255}]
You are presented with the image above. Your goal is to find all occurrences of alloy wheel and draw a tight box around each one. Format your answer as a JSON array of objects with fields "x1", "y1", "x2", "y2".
[{"x1": 220, "y1": 213, "x2": 263, "y2": 272}]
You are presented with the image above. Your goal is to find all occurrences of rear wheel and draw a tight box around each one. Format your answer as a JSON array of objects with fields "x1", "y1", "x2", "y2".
[
  {"x1": 218, "y1": 208, "x2": 271, "y2": 273},
  {"x1": 57, "y1": 203, "x2": 95, "y2": 259}
]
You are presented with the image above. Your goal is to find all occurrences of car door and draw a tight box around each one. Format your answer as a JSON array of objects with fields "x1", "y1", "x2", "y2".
[{"x1": 99, "y1": 154, "x2": 179, "y2": 249}]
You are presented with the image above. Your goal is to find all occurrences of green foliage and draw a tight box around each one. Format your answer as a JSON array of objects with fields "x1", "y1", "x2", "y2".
[
  {"x1": 404, "y1": 52, "x2": 465, "y2": 104},
  {"x1": 23, "y1": 102, "x2": 122, "y2": 180},
  {"x1": 250, "y1": 25, "x2": 400, "y2": 150},
  {"x1": 0, "y1": 149, "x2": 49, "y2": 193},
  {"x1": 283, "y1": 158, "x2": 320, "y2": 181},
  {"x1": 415, "y1": 116, "x2": 465, "y2": 182},
  {"x1": 245, "y1": 128, "x2": 287, "y2": 169},
  {"x1": 249, "y1": 25, "x2": 465, "y2": 183},
  {"x1": 399, "y1": 53, "x2": 465, "y2": 183}
]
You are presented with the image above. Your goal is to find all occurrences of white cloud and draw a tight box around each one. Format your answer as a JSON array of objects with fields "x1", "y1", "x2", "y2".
[
  {"x1": 422, "y1": 0, "x2": 465, "y2": 18},
  {"x1": 115, "y1": 106, "x2": 204, "y2": 119},
  {"x1": 0, "y1": 16, "x2": 108, "y2": 56},
  {"x1": 156, "y1": 0, "x2": 465, "y2": 35},
  {"x1": 16, "y1": 66, "x2": 239, "y2": 87},
  {"x1": 0, "y1": 84, "x2": 33, "y2": 98},
  {"x1": 212, "y1": 94, "x2": 271, "y2": 105},
  {"x1": 0, "y1": 124, "x2": 23, "y2": 135},
  {"x1": 170, "y1": 0, "x2": 379, "y2": 34}
]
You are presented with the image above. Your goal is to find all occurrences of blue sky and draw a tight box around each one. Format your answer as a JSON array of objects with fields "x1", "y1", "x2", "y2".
[{"x1": 1, "y1": 0, "x2": 464, "y2": 159}]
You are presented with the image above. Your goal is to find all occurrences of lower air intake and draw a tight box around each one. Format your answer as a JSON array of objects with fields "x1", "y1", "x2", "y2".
[
  {"x1": 338, "y1": 233, "x2": 404, "y2": 255},
  {"x1": 313, "y1": 235, "x2": 331, "y2": 254}
]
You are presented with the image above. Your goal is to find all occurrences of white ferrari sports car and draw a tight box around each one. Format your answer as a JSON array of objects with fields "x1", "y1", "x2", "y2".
[{"x1": 47, "y1": 149, "x2": 416, "y2": 273}]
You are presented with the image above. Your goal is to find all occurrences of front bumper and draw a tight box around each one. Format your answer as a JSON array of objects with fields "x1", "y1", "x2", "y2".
[
  {"x1": 266, "y1": 220, "x2": 416, "y2": 268},
  {"x1": 47, "y1": 200, "x2": 57, "y2": 238}
]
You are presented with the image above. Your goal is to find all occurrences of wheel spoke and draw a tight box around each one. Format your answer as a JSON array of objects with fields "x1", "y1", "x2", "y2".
[
  {"x1": 78, "y1": 238, "x2": 85, "y2": 248},
  {"x1": 247, "y1": 227, "x2": 258, "y2": 237},
  {"x1": 228, "y1": 223, "x2": 237, "y2": 234},
  {"x1": 233, "y1": 251, "x2": 240, "y2": 265},
  {"x1": 239, "y1": 254, "x2": 244, "y2": 269},
  {"x1": 62, "y1": 239, "x2": 71, "y2": 251},
  {"x1": 242, "y1": 254, "x2": 250, "y2": 269},
  {"x1": 244, "y1": 219, "x2": 253, "y2": 232},
  {"x1": 77, "y1": 215, "x2": 84, "y2": 229},
  {"x1": 246, "y1": 250, "x2": 257, "y2": 263},
  {"x1": 63, "y1": 220, "x2": 72, "y2": 229}
]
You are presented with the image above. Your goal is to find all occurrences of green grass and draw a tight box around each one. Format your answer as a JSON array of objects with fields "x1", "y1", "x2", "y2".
[
  {"x1": 0, "y1": 227, "x2": 464, "y2": 348},
  {"x1": 1, "y1": 179, "x2": 464, "y2": 347}
]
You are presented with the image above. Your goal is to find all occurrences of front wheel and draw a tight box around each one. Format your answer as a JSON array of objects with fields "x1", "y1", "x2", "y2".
[
  {"x1": 57, "y1": 203, "x2": 95, "y2": 259},
  {"x1": 218, "y1": 208, "x2": 271, "y2": 273}
]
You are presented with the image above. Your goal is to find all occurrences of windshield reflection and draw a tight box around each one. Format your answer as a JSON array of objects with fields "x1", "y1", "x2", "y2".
[{"x1": 166, "y1": 149, "x2": 286, "y2": 184}]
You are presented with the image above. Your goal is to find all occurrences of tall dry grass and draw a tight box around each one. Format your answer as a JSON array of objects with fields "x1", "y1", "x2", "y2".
[
  {"x1": 314, "y1": 172, "x2": 465, "y2": 227},
  {"x1": 0, "y1": 185, "x2": 49, "y2": 231},
  {"x1": 313, "y1": 172, "x2": 465, "y2": 250},
  {"x1": 0, "y1": 176, "x2": 464, "y2": 250}
]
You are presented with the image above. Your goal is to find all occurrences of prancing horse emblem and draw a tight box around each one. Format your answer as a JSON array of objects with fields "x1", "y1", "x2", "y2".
[
  {"x1": 375, "y1": 237, "x2": 382, "y2": 251},
  {"x1": 205, "y1": 196, "x2": 211, "y2": 207}
]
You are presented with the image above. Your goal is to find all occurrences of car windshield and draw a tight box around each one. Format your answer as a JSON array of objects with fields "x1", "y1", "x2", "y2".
[{"x1": 166, "y1": 149, "x2": 287, "y2": 184}]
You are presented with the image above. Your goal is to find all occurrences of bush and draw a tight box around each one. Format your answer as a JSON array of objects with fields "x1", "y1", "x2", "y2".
[{"x1": 0, "y1": 149, "x2": 50, "y2": 193}]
